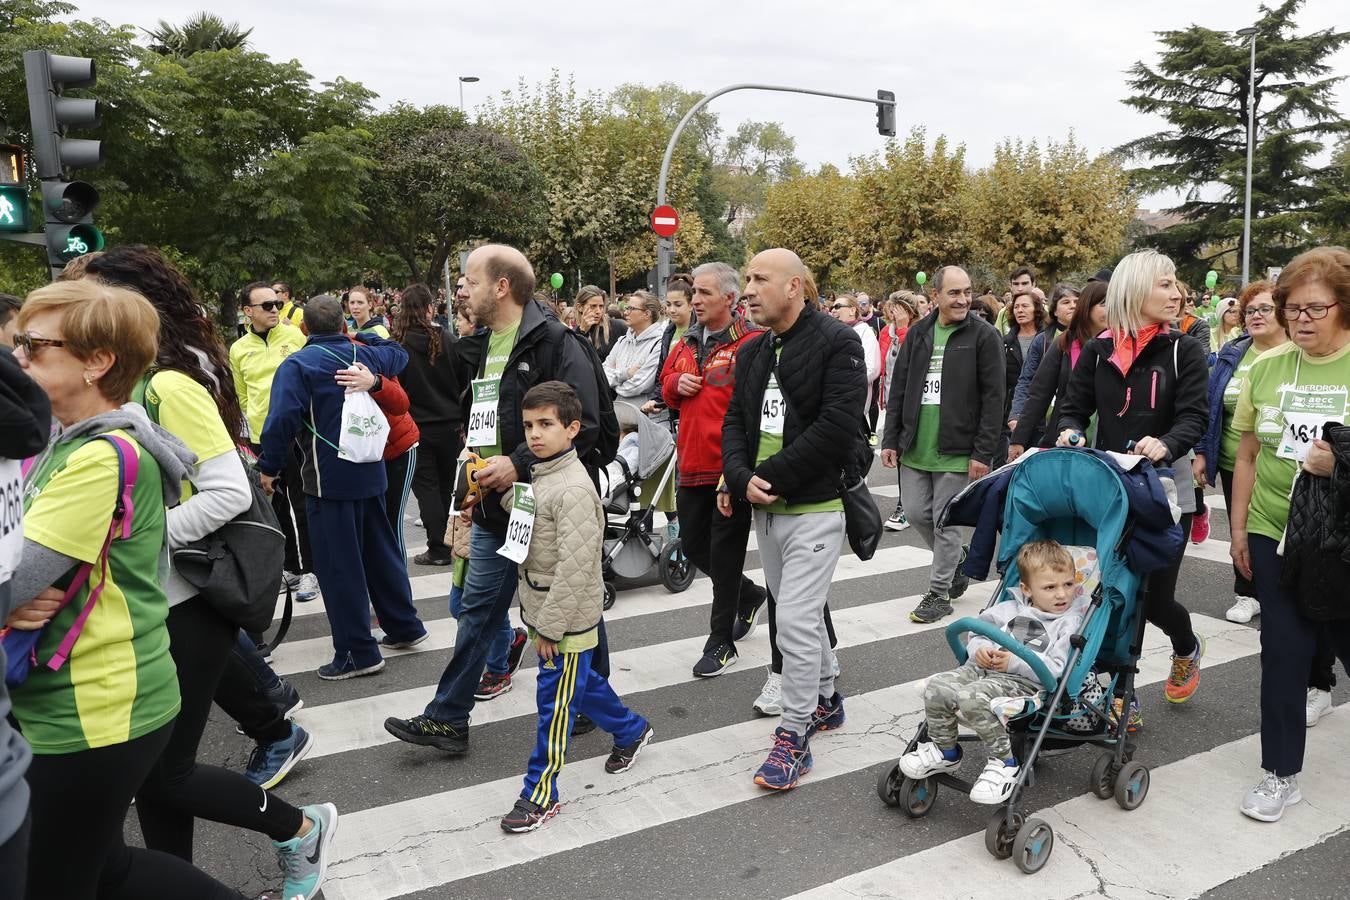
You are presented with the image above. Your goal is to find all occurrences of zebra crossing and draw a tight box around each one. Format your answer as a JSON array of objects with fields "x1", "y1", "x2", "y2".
[{"x1": 184, "y1": 487, "x2": 1349, "y2": 900}]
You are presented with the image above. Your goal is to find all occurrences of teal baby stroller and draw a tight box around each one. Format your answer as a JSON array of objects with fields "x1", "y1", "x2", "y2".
[{"x1": 876, "y1": 448, "x2": 1182, "y2": 874}]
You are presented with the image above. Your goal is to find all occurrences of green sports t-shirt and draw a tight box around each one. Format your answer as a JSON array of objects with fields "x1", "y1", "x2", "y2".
[
  {"x1": 1233, "y1": 340, "x2": 1350, "y2": 542},
  {"x1": 667, "y1": 325, "x2": 687, "y2": 357},
  {"x1": 473, "y1": 319, "x2": 521, "y2": 459},
  {"x1": 16, "y1": 431, "x2": 181, "y2": 754},
  {"x1": 754, "y1": 347, "x2": 844, "y2": 515},
  {"x1": 142, "y1": 370, "x2": 238, "y2": 500},
  {"x1": 904, "y1": 323, "x2": 969, "y2": 473},
  {"x1": 1219, "y1": 344, "x2": 1261, "y2": 472}
]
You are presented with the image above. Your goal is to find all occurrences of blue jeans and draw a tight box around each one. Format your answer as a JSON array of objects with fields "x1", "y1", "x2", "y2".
[
  {"x1": 425, "y1": 524, "x2": 520, "y2": 724},
  {"x1": 447, "y1": 554, "x2": 514, "y2": 677}
]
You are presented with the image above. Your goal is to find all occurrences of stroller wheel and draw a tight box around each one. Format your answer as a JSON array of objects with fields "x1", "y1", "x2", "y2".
[
  {"x1": 1089, "y1": 750, "x2": 1117, "y2": 800},
  {"x1": 983, "y1": 809, "x2": 1023, "y2": 860},
  {"x1": 876, "y1": 763, "x2": 903, "y2": 808},
  {"x1": 1114, "y1": 760, "x2": 1150, "y2": 810},
  {"x1": 603, "y1": 582, "x2": 617, "y2": 611},
  {"x1": 899, "y1": 776, "x2": 938, "y2": 819},
  {"x1": 659, "y1": 540, "x2": 696, "y2": 593},
  {"x1": 1012, "y1": 818, "x2": 1054, "y2": 874}
]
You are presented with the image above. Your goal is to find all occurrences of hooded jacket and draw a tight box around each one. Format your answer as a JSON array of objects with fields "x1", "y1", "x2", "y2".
[
  {"x1": 661, "y1": 315, "x2": 764, "y2": 487},
  {"x1": 257, "y1": 331, "x2": 408, "y2": 500},
  {"x1": 604, "y1": 320, "x2": 665, "y2": 399}
]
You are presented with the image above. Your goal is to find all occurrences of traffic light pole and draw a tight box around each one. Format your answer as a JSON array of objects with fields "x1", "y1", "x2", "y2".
[{"x1": 654, "y1": 83, "x2": 896, "y2": 297}]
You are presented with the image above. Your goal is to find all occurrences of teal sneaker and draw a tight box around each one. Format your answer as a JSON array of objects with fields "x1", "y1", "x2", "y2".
[{"x1": 274, "y1": 802, "x2": 338, "y2": 900}]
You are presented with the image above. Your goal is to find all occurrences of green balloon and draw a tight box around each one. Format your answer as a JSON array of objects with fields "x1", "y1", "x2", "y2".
[
  {"x1": 1205, "y1": 270, "x2": 1218, "y2": 290},
  {"x1": 550, "y1": 272, "x2": 564, "y2": 290},
  {"x1": 915, "y1": 271, "x2": 927, "y2": 286}
]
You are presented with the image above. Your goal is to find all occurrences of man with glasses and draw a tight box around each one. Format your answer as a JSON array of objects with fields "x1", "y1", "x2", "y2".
[
  {"x1": 881, "y1": 266, "x2": 1005, "y2": 623},
  {"x1": 230, "y1": 281, "x2": 319, "y2": 602},
  {"x1": 272, "y1": 281, "x2": 304, "y2": 328}
]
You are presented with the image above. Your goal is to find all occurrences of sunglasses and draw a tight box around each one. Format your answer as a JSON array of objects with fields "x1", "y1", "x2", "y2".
[
  {"x1": 831, "y1": 303, "x2": 853, "y2": 311},
  {"x1": 13, "y1": 333, "x2": 66, "y2": 356},
  {"x1": 249, "y1": 301, "x2": 281, "y2": 312}
]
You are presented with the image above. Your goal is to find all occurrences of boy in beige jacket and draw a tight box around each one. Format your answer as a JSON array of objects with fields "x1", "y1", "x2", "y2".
[{"x1": 500, "y1": 381, "x2": 653, "y2": 833}]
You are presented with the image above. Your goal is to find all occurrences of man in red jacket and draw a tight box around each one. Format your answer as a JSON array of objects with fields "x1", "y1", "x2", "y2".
[{"x1": 661, "y1": 262, "x2": 768, "y2": 679}]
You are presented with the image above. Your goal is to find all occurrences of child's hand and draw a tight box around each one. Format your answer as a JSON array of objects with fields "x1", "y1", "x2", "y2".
[
  {"x1": 535, "y1": 636, "x2": 558, "y2": 662},
  {"x1": 974, "y1": 646, "x2": 1010, "y2": 671}
]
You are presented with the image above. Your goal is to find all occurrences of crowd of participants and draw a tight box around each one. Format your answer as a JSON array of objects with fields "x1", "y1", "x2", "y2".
[{"x1": 0, "y1": 239, "x2": 1347, "y2": 898}]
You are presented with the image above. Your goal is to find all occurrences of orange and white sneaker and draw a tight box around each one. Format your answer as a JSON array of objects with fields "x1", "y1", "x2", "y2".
[{"x1": 1164, "y1": 635, "x2": 1205, "y2": 703}]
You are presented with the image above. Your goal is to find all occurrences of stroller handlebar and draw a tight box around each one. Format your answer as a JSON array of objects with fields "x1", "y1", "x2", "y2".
[{"x1": 944, "y1": 617, "x2": 1059, "y2": 693}]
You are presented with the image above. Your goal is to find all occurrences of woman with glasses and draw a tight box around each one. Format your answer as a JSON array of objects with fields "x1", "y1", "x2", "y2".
[
  {"x1": 1194, "y1": 281, "x2": 1283, "y2": 624},
  {"x1": 603, "y1": 290, "x2": 665, "y2": 399},
  {"x1": 829, "y1": 294, "x2": 882, "y2": 414},
  {"x1": 1229, "y1": 246, "x2": 1350, "y2": 822}
]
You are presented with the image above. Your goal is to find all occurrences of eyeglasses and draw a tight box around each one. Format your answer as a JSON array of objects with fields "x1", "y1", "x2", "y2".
[
  {"x1": 1283, "y1": 304, "x2": 1333, "y2": 321},
  {"x1": 13, "y1": 333, "x2": 66, "y2": 356},
  {"x1": 831, "y1": 303, "x2": 853, "y2": 311},
  {"x1": 249, "y1": 301, "x2": 281, "y2": 312},
  {"x1": 1243, "y1": 304, "x2": 1276, "y2": 318}
]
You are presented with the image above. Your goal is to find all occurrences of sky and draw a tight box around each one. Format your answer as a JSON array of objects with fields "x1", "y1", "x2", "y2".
[{"x1": 99, "y1": 0, "x2": 1349, "y2": 210}]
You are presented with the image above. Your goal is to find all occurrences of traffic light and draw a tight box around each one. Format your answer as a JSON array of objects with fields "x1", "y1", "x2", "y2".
[
  {"x1": 23, "y1": 50, "x2": 104, "y2": 277},
  {"x1": 876, "y1": 90, "x2": 896, "y2": 137},
  {"x1": 0, "y1": 143, "x2": 29, "y2": 233}
]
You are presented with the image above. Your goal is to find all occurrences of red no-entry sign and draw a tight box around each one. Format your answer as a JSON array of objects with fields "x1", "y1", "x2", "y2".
[{"x1": 650, "y1": 205, "x2": 679, "y2": 237}]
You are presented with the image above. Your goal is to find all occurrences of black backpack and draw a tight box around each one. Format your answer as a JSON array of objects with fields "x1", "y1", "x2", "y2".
[{"x1": 540, "y1": 322, "x2": 619, "y2": 469}]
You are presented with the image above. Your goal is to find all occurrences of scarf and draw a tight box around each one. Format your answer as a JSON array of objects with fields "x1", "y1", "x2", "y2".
[{"x1": 1107, "y1": 323, "x2": 1163, "y2": 377}]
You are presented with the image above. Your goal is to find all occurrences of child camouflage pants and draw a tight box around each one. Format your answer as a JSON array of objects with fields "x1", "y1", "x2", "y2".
[{"x1": 923, "y1": 667, "x2": 1039, "y2": 760}]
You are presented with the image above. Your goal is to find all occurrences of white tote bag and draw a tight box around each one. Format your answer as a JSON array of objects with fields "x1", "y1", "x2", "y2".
[{"x1": 337, "y1": 389, "x2": 389, "y2": 462}]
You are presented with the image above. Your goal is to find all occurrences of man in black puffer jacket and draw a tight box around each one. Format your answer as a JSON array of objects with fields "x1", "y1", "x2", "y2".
[{"x1": 723, "y1": 248, "x2": 866, "y2": 792}]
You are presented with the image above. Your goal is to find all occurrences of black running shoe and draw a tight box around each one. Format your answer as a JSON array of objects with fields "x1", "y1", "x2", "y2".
[
  {"x1": 572, "y1": 714, "x2": 597, "y2": 736},
  {"x1": 500, "y1": 797, "x2": 560, "y2": 833},
  {"x1": 948, "y1": 545, "x2": 971, "y2": 600},
  {"x1": 693, "y1": 642, "x2": 738, "y2": 678},
  {"x1": 505, "y1": 628, "x2": 529, "y2": 676},
  {"x1": 731, "y1": 587, "x2": 767, "y2": 642},
  {"x1": 605, "y1": 723, "x2": 654, "y2": 774},
  {"x1": 910, "y1": 590, "x2": 954, "y2": 624},
  {"x1": 265, "y1": 678, "x2": 303, "y2": 719},
  {"x1": 383, "y1": 715, "x2": 468, "y2": 753}
]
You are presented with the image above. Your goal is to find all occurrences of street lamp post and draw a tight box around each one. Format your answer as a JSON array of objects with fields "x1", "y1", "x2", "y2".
[
  {"x1": 653, "y1": 83, "x2": 896, "y2": 296},
  {"x1": 1237, "y1": 26, "x2": 1258, "y2": 286},
  {"x1": 458, "y1": 75, "x2": 480, "y2": 112}
]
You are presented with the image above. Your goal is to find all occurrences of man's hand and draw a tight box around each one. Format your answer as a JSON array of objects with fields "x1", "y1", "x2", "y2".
[
  {"x1": 1192, "y1": 454, "x2": 1209, "y2": 488},
  {"x1": 534, "y1": 635, "x2": 558, "y2": 662},
  {"x1": 881, "y1": 448, "x2": 899, "y2": 469},
  {"x1": 476, "y1": 455, "x2": 519, "y2": 491},
  {"x1": 968, "y1": 459, "x2": 990, "y2": 481},
  {"x1": 260, "y1": 473, "x2": 277, "y2": 496},
  {"x1": 1007, "y1": 444, "x2": 1024, "y2": 464},
  {"x1": 1133, "y1": 435, "x2": 1168, "y2": 463},
  {"x1": 6, "y1": 587, "x2": 64, "y2": 631},
  {"x1": 334, "y1": 362, "x2": 376, "y2": 394},
  {"x1": 676, "y1": 373, "x2": 703, "y2": 397},
  {"x1": 1007, "y1": 419, "x2": 1018, "y2": 433},
  {"x1": 716, "y1": 490, "x2": 733, "y2": 517},
  {"x1": 746, "y1": 475, "x2": 778, "y2": 506},
  {"x1": 1304, "y1": 439, "x2": 1335, "y2": 477}
]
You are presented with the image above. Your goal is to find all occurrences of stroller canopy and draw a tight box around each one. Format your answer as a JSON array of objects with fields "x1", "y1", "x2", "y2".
[{"x1": 613, "y1": 401, "x2": 675, "y2": 481}]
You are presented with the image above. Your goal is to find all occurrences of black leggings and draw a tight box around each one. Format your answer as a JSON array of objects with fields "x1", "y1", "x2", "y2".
[
  {"x1": 136, "y1": 597, "x2": 304, "y2": 862},
  {"x1": 0, "y1": 814, "x2": 28, "y2": 900},
  {"x1": 767, "y1": 590, "x2": 836, "y2": 675},
  {"x1": 25, "y1": 722, "x2": 242, "y2": 900},
  {"x1": 1143, "y1": 512, "x2": 1199, "y2": 657},
  {"x1": 410, "y1": 432, "x2": 463, "y2": 549}
]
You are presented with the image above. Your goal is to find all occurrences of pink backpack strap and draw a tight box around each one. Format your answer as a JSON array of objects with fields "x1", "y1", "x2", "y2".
[{"x1": 45, "y1": 434, "x2": 140, "y2": 672}]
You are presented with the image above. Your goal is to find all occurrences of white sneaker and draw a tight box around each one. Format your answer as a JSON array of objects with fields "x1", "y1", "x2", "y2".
[
  {"x1": 1226, "y1": 595, "x2": 1260, "y2": 623},
  {"x1": 296, "y1": 572, "x2": 320, "y2": 602},
  {"x1": 830, "y1": 650, "x2": 841, "y2": 678},
  {"x1": 752, "y1": 669, "x2": 782, "y2": 716},
  {"x1": 282, "y1": 570, "x2": 301, "y2": 591},
  {"x1": 1241, "y1": 771, "x2": 1301, "y2": 822},
  {"x1": 969, "y1": 758, "x2": 1020, "y2": 805},
  {"x1": 898, "y1": 741, "x2": 962, "y2": 779},
  {"x1": 1306, "y1": 688, "x2": 1332, "y2": 727}
]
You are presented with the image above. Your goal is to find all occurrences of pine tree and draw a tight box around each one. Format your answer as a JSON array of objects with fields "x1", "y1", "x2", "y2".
[{"x1": 1117, "y1": 0, "x2": 1348, "y2": 277}]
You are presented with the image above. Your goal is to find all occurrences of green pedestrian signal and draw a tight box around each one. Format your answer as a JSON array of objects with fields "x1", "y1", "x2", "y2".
[{"x1": 0, "y1": 185, "x2": 28, "y2": 232}]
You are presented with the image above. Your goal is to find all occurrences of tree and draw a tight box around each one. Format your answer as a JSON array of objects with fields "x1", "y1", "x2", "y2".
[
  {"x1": 360, "y1": 104, "x2": 544, "y2": 286},
  {"x1": 844, "y1": 129, "x2": 973, "y2": 290},
  {"x1": 145, "y1": 12, "x2": 253, "y2": 56},
  {"x1": 750, "y1": 164, "x2": 851, "y2": 285},
  {"x1": 1311, "y1": 138, "x2": 1350, "y2": 247},
  {"x1": 1117, "y1": 0, "x2": 1349, "y2": 277},
  {"x1": 966, "y1": 136, "x2": 1136, "y2": 283}
]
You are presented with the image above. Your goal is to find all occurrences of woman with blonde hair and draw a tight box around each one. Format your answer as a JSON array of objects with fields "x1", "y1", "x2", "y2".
[
  {"x1": 576, "y1": 285, "x2": 627, "y2": 360},
  {"x1": 1056, "y1": 249, "x2": 1210, "y2": 722},
  {"x1": 604, "y1": 290, "x2": 665, "y2": 399},
  {"x1": 1211, "y1": 297, "x2": 1244, "y2": 353}
]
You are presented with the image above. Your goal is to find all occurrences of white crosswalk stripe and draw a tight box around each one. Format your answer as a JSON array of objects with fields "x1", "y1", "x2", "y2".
[{"x1": 226, "y1": 490, "x2": 1349, "y2": 900}]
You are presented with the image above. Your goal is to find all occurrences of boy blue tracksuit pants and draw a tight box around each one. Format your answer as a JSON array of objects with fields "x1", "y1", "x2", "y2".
[
  {"x1": 522, "y1": 646, "x2": 646, "y2": 807},
  {"x1": 306, "y1": 494, "x2": 426, "y2": 668}
]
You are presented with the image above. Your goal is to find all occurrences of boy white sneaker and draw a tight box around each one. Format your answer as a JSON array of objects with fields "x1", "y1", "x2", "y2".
[
  {"x1": 752, "y1": 670, "x2": 782, "y2": 716},
  {"x1": 1306, "y1": 688, "x2": 1332, "y2": 727},
  {"x1": 898, "y1": 741, "x2": 962, "y2": 779},
  {"x1": 1225, "y1": 595, "x2": 1260, "y2": 623},
  {"x1": 969, "y1": 758, "x2": 1020, "y2": 805},
  {"x1": 1241, "y1": 772, "x2": 1301, "y2": 822}
]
